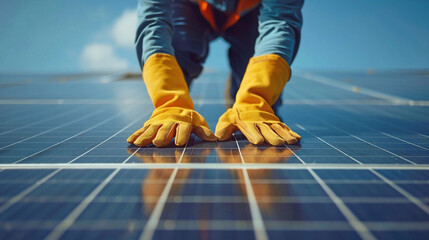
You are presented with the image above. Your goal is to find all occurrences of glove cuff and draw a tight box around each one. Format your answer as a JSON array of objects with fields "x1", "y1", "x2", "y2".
[
  {"x1": 235, "y1": 54, "x2": 291, "y2": 111},
  {"x1": 143, "y1": 53, "x2": 194, "y2": 110}
]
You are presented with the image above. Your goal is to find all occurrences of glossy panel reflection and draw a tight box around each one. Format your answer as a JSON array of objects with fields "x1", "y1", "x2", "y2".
[{"x1": 1, "y1": 70, "x2": 429, "y2": 239}]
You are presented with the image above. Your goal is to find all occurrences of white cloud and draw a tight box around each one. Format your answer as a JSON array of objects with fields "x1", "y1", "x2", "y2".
[
  {"x1": 79, "y1": 9, "x2": 137, "y2": 72},
  {"x1": 80, "y1": 43, "x2": 129, "y2": 71},
  {"x1": 111, "y1": 9, "x2": 137, "y2": 48}
]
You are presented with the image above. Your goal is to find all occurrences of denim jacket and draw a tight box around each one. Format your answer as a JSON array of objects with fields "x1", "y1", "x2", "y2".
[{"x1": 135, "y1": 0, "x2": 303, "y2": 66}]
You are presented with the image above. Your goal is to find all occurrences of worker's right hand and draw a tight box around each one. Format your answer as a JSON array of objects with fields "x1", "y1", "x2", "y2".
[
  {"x1": 127, "y1": 53, "x2": 216, "y2": 147},
  {"x1": 127, "y1": 107, "x2": 215, "y2": 147}
]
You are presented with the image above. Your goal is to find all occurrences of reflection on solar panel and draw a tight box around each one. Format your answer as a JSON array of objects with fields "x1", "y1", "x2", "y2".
[{"x1": 0, "y1": 70, "x2": 428, "y2": 240}]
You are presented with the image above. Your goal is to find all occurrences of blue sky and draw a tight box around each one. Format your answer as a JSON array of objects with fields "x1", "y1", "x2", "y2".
[{"x1": 0, "y1": 0, "x2": 428, "y2": 74}]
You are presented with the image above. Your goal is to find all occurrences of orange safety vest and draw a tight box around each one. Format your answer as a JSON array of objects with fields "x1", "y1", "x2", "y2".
[{"x1": 198, "y1": 0, "x2": 261, "y2": 32}]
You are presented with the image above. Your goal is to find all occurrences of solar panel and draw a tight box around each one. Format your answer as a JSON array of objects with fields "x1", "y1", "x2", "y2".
[{"x1": 0, "y1": 70, "x2": 428, "y2": 240}]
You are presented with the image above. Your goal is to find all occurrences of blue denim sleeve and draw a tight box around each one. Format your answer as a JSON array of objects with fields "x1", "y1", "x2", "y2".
[
  {"x1": 254, "y1": 0, "x2": 303, "y2": 65},
  {"x1": 135, "y1": 0, "x2": 175, "y2": 68}
]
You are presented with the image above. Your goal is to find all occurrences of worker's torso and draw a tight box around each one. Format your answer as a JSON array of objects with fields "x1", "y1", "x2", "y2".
[
  {"x1": 192, "y1": 0, "x2": 239, "y2": 13},
  {"x1": 191, "y1": 0, "x2": 261, "y2": 31}
]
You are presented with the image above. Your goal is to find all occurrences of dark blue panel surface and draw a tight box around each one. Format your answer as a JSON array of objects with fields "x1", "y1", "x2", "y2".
[{"x1": 0, "y1": 71, "x2": 428, "y2": 239}]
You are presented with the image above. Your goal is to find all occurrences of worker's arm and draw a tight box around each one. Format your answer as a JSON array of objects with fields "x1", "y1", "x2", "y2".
[
  {"x1": 128, "y1": 0, "x2": 216, "y2": 147},
  {"x1": 215, "y1": 0, "x2": 303, "y2": 146},
  {"x1": 254, "y1": 0, "x2": 303, "y2": 64},
  {"x1": 135, "y1": 0, "x2": 175, "y2": 67}
]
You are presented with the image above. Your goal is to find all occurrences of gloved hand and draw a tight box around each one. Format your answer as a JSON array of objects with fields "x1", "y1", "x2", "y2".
[
  {"x1": 127, "y1": 53, "x2": 216, "y2": 147},
  {"x1": 215, "y1": 54, "x2": 301, "y2": 146}
]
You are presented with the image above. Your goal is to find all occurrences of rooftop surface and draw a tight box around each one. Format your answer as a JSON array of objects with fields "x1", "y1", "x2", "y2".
[{"x1": 0, "y1": 70, "x2": 428, "y2": 240}]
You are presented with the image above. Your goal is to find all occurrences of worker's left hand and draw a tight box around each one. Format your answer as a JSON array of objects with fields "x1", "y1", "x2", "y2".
[
  {"x1": 215, "y1": 107, "x2": 300, "y2": 145},
  {"x1": 215, "y1": 54, "x2": 301, "y2": 146}
]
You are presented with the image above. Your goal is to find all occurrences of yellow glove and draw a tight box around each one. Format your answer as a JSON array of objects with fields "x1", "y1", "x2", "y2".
[
  {"x1": 127, "y1": 53, "x2": 216, "y2": 147},
  {"x1": 215, "y1": 54, "x2": 301, "y2": 146}
]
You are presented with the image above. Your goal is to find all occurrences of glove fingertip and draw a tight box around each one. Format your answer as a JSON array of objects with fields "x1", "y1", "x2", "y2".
[
  {"x1": 152, "y1": 123, "x2": 177, "y2": 148},
  {"x1": 174, "y1": 133, "x2": 190, "y2": 146},
  {"x1": 290, "y1": 131, "x2": 302, "y2": 140},
  {"x1": 127, "y1": 127, "x2": 146, "y2": 143},
  {"x1": 269, "y1": 138, "x2": 286, "y2": 146},
  {"x1": 194, "y1": 126, "x2": 217, "y2": 142},
  {"x1": 247, "y1": 135, "x2": 264, "y2": 145},
  {"x1": 127, "y1": 133, "x2": 143, "y2": 144},
  {"x1": 215, "y1": 131, "x2": 231, "y2": 141},
  {"x1": 133, "y1": 124, "x2": 161, "y2": 147},
  {"x1": 152, "y1": 139, "x2": 169, "y2": 148},
  {"x1": 175, "y1": 123, "x2": 192, "y2": 146},
  {"x1": 284, "y1": 138, "x2": 298, "y2": 145},
  {"x1": 215, "y1": 125, "x2": 236, "y2": 141},
  {"x1": 256, "y1": 123, "x2": 285, "y2": 146},
  {"x1": 127, "y1": 136, "x2": 136, "y2": 144},
  {"x1": 238, "y1": 123, "x2": 264, "y2": 145},
  {"x1": 133, "y1": 139, "x2": 151, "y2": 147}
]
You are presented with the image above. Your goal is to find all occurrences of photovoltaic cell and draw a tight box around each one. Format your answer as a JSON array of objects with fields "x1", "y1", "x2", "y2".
[{"x1": 0, "y1": 70, "x2": 428, "y2": 240}]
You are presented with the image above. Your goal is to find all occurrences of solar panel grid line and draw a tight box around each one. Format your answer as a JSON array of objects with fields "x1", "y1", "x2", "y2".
[
  {"x1": 0, "y1": 106, "x2": 24, "y2": 118},
  {"x1": 364, "y1": 221, "x2": 429, "y2": 231},
  {"x1": 293, "y1": 125, "x2": 364, "y2": 165},
  {"x1": 234, "y1": 134, "x2": 269, "y2": 240},
  {"x1": 418, "y1": 134, "x2": 429, "y2": 139},
  {"x1": 0, "y1": 169, "x2": 61, "y2": 215},
  {"x1": 293, "y1": 103, "x2": 426, "y2": 159},
  {"x1": 292, "y1": 77, "x2": 422, "y2": 139},
  {"x1": 0, "y1": 99, "x2": 113, "y2": 104},
  {"x1": 122, "y1": 147, "x2": 141, "y2": 164},
  {"x1": 166, "y1": 195, "x2": 424, "y2": 204},
  {"x1": 5, "y1": 194, "x2": 426, "y2": 205},
  {"x1": 368, "y1": 103, "x2": 428, "y2": 120},
  {"x1": 299, "y1": 100, "x2": 429, "y2": 106},
  {"x1": 0, "y1": 172, "x2": 428, "y2": 185},
  {"x1": 66, "y1": 113, "x2": 149, "y2": 164},
  {"x1": 285, "y1": 95, "x2": 429, "y2": 234},
  {"x1": 369, "y1": 169, "x2": 429, "y2": 215},
  {"x1": 11, "y1": 110, "x2": 130, "y2": 164},
  {"x1": 3, "y1": 163, "x2": 429, "y2": 170},
  {"x1": 152, "y1": 99, "x2": 428, "y2": 106},
  {"x1": 350, "y1": 134, "x2": 417, "y2": 165},
  {"x1": 3, "y1": 219, "x2": 429, "y2": 232},
  {"x1": 283, "y1": 118, "x2": 387, "y2": 237},
  {"x1": 380, "y1": 132, "x2": 428, "y2": 151},
  {"x1": 0, "y1": 219, "x2": 58, "y2": 230},
  {"x1": 153, "y1": 220, "x2": 353, "y2": 231},
  {"x1": 0, "y1": 107, "x2": 107, "y2": 151},
  {"x1": 325, "y1": 103, "x2": 427, "y2": 147},
  {"x1": 0, "y1": 105, "x2": 57, "y2": 126},
  {"x1": 0, "y1": 107, "x2": 147, "y2": 228},
  {"x1": 292, "y1": 106, "x2": 419, "y2": 165},
  {"x1": 294, "y1": 71, "x2": 413, "y2": 104},
  {"x1": 314, "y1": 137, "x2": 362, "y2": 165},
  {"x1": 0, "y1": 104, "x2": 49, "y2": 118},
  {"x1": 139, "y1": 142, "x2": 188, "y2": 240},
  {"x1": 0, "y1": 71, "x2": 428, "y2": 239},
  {"x1": 44, "y1": 168, "x2": 121, "y2": 240},
  {"x1": 307, "y1": 169, "x2": 377, "y2": 240},
  {"x1": 305, "y1": 101, "x2": 429, "y2": 151},
  {"x1": 330, "y1": 102, "x2": 428, "y2": 142},
  {"x1": 284, "y1": 144, "x2": 306, "y2": 164},
  {"x1": 0, "y1": 106, "x2": 83, "y2": 136}
]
